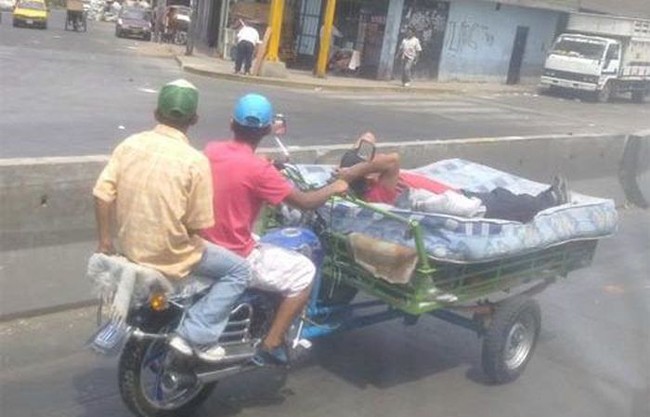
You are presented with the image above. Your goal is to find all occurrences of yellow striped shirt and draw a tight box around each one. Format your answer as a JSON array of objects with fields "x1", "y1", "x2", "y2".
[{"x1": 93, "y1": 124, "x2": 214, "y2": 279}]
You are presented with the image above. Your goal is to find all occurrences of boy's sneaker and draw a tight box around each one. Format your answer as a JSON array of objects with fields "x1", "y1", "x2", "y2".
[
  {"x1": 251, "y1": 345, "x2": 289, "y2": 367},
  {"x1": 196, "y1": 345, "x2": 226, "y2": 363},
  {"x1": 169, "y1": 335, "x2": 193, "y2": 356},
  {"x1": 551, "y1": 175, "x2": 569, "y2": 205},
  {"x1": 168, "y1": 335, "x2": 226, "y2": 363}
]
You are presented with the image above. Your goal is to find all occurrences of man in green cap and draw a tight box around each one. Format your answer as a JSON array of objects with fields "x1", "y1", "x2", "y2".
[{"x1": 93, "y1": 79, "x2": 250, "y2": 362}]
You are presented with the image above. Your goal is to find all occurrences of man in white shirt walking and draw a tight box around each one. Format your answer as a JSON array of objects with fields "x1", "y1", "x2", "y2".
[
  {"x1": 398, "y1": 28, "x2": 422, "y2": 87},
  {"x1": 235, "y1": 20, "x2": 261, "y2": 75}
]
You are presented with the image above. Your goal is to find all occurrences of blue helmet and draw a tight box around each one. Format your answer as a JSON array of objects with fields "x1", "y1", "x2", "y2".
[{"x1": 233, "y1": 94, "x2": 274, "y2": 128}]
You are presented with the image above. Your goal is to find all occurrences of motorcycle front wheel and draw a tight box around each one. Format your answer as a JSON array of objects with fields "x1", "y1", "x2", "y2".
[{"x1": 118, "y1": 336, "x2": 215, "y2": 417}]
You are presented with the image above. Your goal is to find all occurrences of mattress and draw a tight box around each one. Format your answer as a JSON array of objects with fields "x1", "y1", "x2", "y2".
[{"x1": 294, "y1": 159, "x2": 618, "y2": 263}]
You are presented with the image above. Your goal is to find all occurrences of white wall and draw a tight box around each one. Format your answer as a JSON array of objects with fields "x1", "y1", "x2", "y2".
[{"x1": 438, "y1": 0, "x2": 560, "y2": 82}]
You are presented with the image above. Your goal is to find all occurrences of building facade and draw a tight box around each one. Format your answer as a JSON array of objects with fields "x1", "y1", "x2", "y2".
[
  {"x1": 437, "y1": 0, "x2": 563, "y2": 83},
  {"x1": 375, "y1": 0, "x2": 572, "y2": 83},
  {"x1": 195, "y1": 0, "x2": 575, "y2": 84}
]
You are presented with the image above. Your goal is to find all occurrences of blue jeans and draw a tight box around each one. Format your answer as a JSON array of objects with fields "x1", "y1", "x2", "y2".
[{"x1": 176, "y1": 242, "x2": 251, "y2": 346}]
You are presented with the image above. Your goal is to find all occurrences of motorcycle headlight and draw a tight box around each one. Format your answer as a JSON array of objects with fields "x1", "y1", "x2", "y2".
[
  {"x1": 117, "y1": 18, "x2": 122, "y2": 25},
  {"x1": 149, "y1": 292, "x2": 169, "y2": 311}
]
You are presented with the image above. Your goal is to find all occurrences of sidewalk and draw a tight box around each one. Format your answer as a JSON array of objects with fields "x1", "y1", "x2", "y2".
[{"x1": 174, "y1": 51, "x2": 537, "y2": 95}]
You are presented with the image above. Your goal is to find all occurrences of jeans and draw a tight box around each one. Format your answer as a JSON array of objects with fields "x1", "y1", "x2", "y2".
[
  {"x1": 402, "y1": 58, "x2": 415, "y2": 85},
  {"x1": 235, "y1": 40, "x2": 255, "y2": 74},
  {"x1": 176, "y1": 242, "x2": 251, "y2": 346},
  {"x1": 464, "y1": 187, "x2": 556, "y2": 223}
]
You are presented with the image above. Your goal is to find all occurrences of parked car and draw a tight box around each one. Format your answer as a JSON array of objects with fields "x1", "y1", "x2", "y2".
[
  {"x1": 12, "y1": 0, "x2": 48, "y2": 29},
  {"x1": 115, "y1": 6, "x2": 152, "y2": 41}
]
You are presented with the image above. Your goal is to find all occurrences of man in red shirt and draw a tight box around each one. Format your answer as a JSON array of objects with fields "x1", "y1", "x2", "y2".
[
  {"x1": 202, "y1": 94, "x2": 348, "y2": 365},
  {"x1": 339, "y1": 132, "x2": 569, "y2": 223}
]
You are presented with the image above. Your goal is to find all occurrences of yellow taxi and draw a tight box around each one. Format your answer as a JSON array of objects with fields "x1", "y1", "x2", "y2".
[{"x1": 12, "y1": 0, "x2": 48, "y2": 29}]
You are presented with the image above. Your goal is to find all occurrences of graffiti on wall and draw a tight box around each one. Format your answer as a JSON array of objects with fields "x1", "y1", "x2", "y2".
[{"x1": 446, "y1": 20, "x2": 495, "y2": 53}]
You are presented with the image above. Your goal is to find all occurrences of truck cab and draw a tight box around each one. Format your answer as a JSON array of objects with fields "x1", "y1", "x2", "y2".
[
  {"x1": 542, "y1": 34, "x2": 621, "y2": 100},
  {"x1": 540, "y1": 13, "x2": 650, "y2": 103}
]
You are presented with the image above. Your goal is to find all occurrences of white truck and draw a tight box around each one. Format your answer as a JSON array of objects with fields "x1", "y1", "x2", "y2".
[{"x1": 541, "y1": 13, "x2": 650, "y2": 103}]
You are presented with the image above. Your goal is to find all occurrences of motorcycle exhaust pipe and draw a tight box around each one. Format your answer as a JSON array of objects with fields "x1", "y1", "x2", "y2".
[
  {"x1": 131, "y1": 329, "x2": 170, "y2": 340},
  {"x1": 196, "y1": 362, "x2": 259, "y2": 384}
]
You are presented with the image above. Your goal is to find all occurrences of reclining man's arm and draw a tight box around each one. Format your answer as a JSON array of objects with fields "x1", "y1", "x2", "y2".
[
  {"x1": 284, "y1": 179, "x2": 349, "y2": 210},
  {"x1": 340, "y1": 152, "x2": 401, "y2": 190}
]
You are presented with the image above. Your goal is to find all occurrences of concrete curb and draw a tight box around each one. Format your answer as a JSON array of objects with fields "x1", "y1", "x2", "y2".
[{"x1": 173, "y1": 55, "x2": 529, "y2": 95}]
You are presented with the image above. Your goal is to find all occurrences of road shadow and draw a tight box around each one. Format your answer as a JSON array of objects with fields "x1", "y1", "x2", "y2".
[
  {"x1": 302, "y1": 317, "x2": 486, "y2": 390},
  {"x1": 196, "y1": 367, "x2": 290, "y2": 417}
]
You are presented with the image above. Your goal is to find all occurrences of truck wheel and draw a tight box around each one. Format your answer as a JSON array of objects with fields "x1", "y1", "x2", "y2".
[
  {"x1": 631, "y1": 90, "x2": 646, "y2": 103},
  {"x1": 596, "y1": 82, "x2": 612, "y2": 103},
  {"x1": 481, "y1": 296, "x2": 541, "y2": 384}
]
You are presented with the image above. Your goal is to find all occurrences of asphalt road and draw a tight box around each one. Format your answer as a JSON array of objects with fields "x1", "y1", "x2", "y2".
[
  {"x1": 0, "y1": 209, "x2": 648, "y2": 417},
  {"x1": 1, "y1": 11, "x2": 649, "y2": 158}
]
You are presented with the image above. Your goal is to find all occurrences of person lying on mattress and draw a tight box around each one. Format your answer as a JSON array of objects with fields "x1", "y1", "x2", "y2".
[{"x1": 338, "y1": 132, "x2": 570, "y2": 223}]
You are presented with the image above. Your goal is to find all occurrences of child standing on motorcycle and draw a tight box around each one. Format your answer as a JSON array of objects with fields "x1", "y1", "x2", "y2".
[
  {"x1": 93, "y1": 79, "x2": 250, "y2": 363},
  {"x1": 201, "y1": 94, "x2": 348, "y2": 365}
]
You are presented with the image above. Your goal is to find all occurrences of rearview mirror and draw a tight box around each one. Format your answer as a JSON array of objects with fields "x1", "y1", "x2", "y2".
[{"x1": 273, "y1": 114, "x2": 287, "y2": 136}]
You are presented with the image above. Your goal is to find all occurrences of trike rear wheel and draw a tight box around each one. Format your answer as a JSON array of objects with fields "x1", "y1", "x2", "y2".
[{"x1": 481, "y1": 296, "x2": 540, "y2": 384}]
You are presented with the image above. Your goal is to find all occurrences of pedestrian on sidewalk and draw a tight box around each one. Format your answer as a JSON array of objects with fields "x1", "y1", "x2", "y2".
[
  {"x1": 398, "y1": 28, "x2": 422, "y2": 87},
  {"x1": 234, "y1": 20, "x2": 261, "y2": 75}
]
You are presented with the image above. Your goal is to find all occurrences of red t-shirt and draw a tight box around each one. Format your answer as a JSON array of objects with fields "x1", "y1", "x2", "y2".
[
  {"x1": 364, "y1": 171, "x2": 455, "y2": 204},
  {"x1": 201, "y1": 141, "x2": 294, "y2": 257}
]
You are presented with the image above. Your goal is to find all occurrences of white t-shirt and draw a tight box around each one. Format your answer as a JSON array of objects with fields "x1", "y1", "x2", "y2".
[
  {"x1": 400, "y1": 36, "x2": 422, "y2": 60},
  {"x1": 237, "y1": 26, "x2": 261, "y2": 45}
]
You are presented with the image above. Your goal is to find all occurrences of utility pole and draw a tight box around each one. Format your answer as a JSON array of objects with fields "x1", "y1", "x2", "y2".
[
  {"x1": 266, "y1": 0, "x2": 285, "y2": 62},
  {"x1": 315, "y1": 0, "x2": 337, "y2": 78},
  {"x1": 217, "y1": 0, "x2": 231, "y2": 58}
]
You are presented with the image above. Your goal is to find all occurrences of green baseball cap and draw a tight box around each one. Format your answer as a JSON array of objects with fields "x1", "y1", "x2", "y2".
[{"x1": 157, "y1": 79, "x2": 199, "y2": 123}]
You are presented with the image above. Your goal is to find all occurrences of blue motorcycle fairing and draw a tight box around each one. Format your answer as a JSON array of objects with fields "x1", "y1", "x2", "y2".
[{"x1": 260, "y1": 227, "x2": 324, "y2": 268}]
